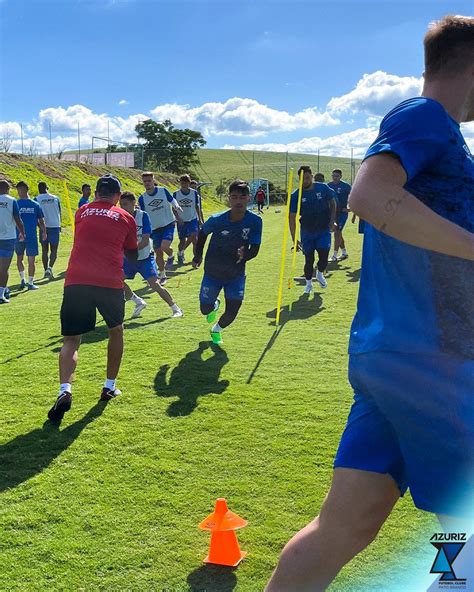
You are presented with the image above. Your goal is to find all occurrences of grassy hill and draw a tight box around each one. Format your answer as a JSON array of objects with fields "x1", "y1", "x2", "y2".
[{"x1": 194, "y1": 149, "x2": 358, "y2": 190}]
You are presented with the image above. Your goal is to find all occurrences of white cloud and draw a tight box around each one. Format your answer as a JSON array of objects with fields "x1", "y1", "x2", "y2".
[
  {"x1": 118, "y1": 99, "x2": 129, "y2": 106},
  {"x1": 150, "y1": 97, "x2": 339, "y2": 136},
  {"x1": 328, "y1": 71, "x2": 422, "y2": 117}
]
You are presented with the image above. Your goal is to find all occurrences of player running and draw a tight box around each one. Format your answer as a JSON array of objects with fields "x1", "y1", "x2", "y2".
[
  {"x1": 174, "y1": 174, "x2": 203, "y2": 265},
  {"x1": 289, "y1": 166, "x2": 337, "y2": 293},
  {"x1": 35, "y1": 181, "x2": 61, "y2": 279},
  {"x1": 328, "y1": 169, "x2": 352, "y2": 261},
  {"x1": 48, "y1": 174, "x2": 138, "y2": 423},
  {"x1": 267, "y1": 15, "x2": 474, "y2": 591},
  {"x1": 77, "y1": 183, "x2": 91, "y2": 208},
  {"x1": 15, "y1": 181, "x2": 47, "y2": 290},
  {"x1": 119, "y1": 192, "x2": 183, "y2": 319},
  {"x1": 193, "y1": 180, "x2": 262, "y2": 345},
  {"x1": 0, "y1": 180, "x2": 25, "y2": 304},
  {"x1": 255, "y1": 186, "x2": 266, "y2": 214},
  {"x1": 138, "y1": 172, "x2": 182, "y2": 284}
]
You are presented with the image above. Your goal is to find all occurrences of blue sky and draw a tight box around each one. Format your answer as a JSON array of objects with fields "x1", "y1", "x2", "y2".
[{"x1": 1, "y1": 0, "x2": 473, "y2": 156}]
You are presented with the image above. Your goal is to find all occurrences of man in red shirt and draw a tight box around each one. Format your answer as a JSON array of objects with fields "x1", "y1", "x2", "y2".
[
  {"x1": 48, "y1": 174, "x2": 138, "y2": 423},
  {"x1": 255, "y1": 186, "x2": 266, "y2": 214}
]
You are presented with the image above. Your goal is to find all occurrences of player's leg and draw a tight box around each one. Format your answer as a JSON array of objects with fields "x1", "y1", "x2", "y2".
[
  {"x1": 266, "y1": 469, "x2": 400, "y2": 592},
  {"x1": 303, "y1": 250, "x2": 315, "y2": 294},
  {"x1": 41, "y1": 238, "x2": 49, "y2": 274},
  {"x1": 161, "y1": 235, "x2": 174, "y2": 268},
  {"x1": 209, "y1": 276, "x2": 245, "y2": 343},
  {"x1": 332, "y1": 227, "x2": 341, "y2": 261},
  {"x1": 143, "y1": 255, "x2": 182, "y2": 316},
  {"x1": 123, "y1": 259, "x2": 147, "y2": 319},
  {"x1": 177, "y1": 222, "x2": 187, "y2": 264},
  {"x1": 27, "y1": 253, "x2": 38, "y2": 289},
  {"x1": 16, "y1": 241, "x2": 26, "y2": 287},
  {"x1": 338, "y1": 214, "x2": 349, "y2": 259},
  {"x1": 199, "y1": 274, "x2": 221, "y2": 324},
  {"x1": 0, "y1": 253, "x2": 13, "y2": 303},
  {"x1": 267, "y1": 383, "x2": 406, "y2": 591},
  {"x1": 96, "y1": 287, "x2": 126, "y2": 400},
  {"x1": 49, "y1": 241, "x2": 59, "y2": 273},
  {"x1": 315, "y1": 248, "x2": 330, "y2": 288},
  {"x1": 154, "y1": 247, "x2": 167, "y2": 283}
]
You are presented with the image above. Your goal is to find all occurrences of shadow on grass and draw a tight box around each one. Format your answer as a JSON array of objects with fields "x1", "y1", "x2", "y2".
[
  {"x1": 346, "y1": 267, "x2": 361, "y2": 282},
  {"x1": 0, "y1": 402, "x2": 106, "y2": 493},
  {"x1": 154, "y1": 341, "x2": 229, "y2": 417},
  {"x1": 187, "y1": 564, "x2": 237, "y2": 591},
  {"x1": 1, "y1": 335, "x2": 63, "y2": 364},
  {"x1": 247, "y1": 293, "x2": 324, "y2": 384}
]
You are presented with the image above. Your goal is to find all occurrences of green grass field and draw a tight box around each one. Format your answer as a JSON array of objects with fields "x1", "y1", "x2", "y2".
[{"x1": 0, "y1": 196, "x2": 436, "y2": 590}]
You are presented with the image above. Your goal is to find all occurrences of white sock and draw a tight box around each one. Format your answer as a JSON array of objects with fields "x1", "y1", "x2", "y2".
[
  {"x1": 0, "y1": 287, "x2": 5, "y2": 298},
  {"x1": 28, "y1": 276, "x2": 34, "y2": 284},
  {"x1": 20, "y1": 271, "x2": 25, "y2": 280},
  {"x1": 317, "y1": 270, "x2": 323, "y2": 277},
  {"x1": 131, "y1": 293, "x2": 142, "y2": 304},
  {"x1": 159, "y1": 270, "x2": 166, "y2": 278},
  {"x1": 212, "y1": 322, "x2": 223, "y2": 333},
  {"x1": 342, "y1": 248, "x2": 347, "y2": 255},
  {"x1": 179, "y1": 250, "x2": 184, "y2": 256},
  {"x1": 306, "y1": 279, "x2": 312, "y2": 287},
  {"x1": 171, "y1": 303, "x2": 180, "y2": 312},
  {"x1": 104, "y1": 378, "x2": 116, "y2": 391},
  {"x1": 59, "y1": 383, "x2": 71, "y2": 396},
  {"x1": 333, "y1": 250, "x2": 339, "y2": 256}
]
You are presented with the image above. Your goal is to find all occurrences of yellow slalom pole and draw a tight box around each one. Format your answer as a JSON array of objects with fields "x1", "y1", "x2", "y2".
[
  {"x1": 288, "y1": 170, "x2": 304, "y2": 311},
  {"x1": 62, "y1": 180, "x2": 75, "y2": 234},
  {"x1": 275, "y1": 168, "x2": 294, "y2": 327}
]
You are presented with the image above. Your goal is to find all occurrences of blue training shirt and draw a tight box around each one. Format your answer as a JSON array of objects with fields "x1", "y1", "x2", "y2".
[
  {"x1": 350, "y1": 97, "x2": 474, "y2": 359},
  {"x1": 290, "y1": 182, "x2": 336, "y2": 233},
  {"x1": 328, "y1": 180, "x2": 351, "y2": 211},
  {"x1": 16, "y1": 198, "x2": 44, "y2": 241},
  {"x1": 78, "y1": 197, "x2": 89, "y2": 208},
  {"x1": 203, "y1": 210, "x2": 262, "y2": 280}
]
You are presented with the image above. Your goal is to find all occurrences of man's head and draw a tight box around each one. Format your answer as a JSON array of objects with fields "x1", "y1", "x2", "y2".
[
  {"x1": 228, "y1": 180, "x2": 250, "y2": 211},
  {"x1": 179, "y1": 174, "x2": 191, "y2": 192},
  {"x1": 332, "y1": 169, "x2": 342, "y2": 183},
  {"x1": 190, "y1": 180, "x2": 198, "y2": 190},
  {"x1": 298, "y1": 166, "x2": 313, "y2": 189},
  {"x1": 424, "y1": 15, "x2": 474, "y2": 121},
  {"x1": 95, "y1": 174, "x2": 121, "y2": 204},
  {"x1": 81, "y1": 183, "x2": 91, "y2": 198},
  {"x1": 141, "y1": 172, "x2": 155, "y2": 192},
  {"x1": 38, "y1": 181, "x2": 48, "y2": 194},
  {"x1": 0, "y1": 179, "x2": 11, "y2": 194},
  {"x1": 16, "y1": 180, "x2": 29, "y2": 199},
  {"x1": 119, "y1": 191, "x2": 136, "y2": 215},
  {"x1": 314, "y1": 172, "x2": 325, "y2": 182}
]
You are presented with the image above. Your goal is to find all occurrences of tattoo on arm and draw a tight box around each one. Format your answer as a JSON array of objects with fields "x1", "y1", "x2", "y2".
[{"x1": 379, "y1": 193, "x2": 407, "y2": 232}]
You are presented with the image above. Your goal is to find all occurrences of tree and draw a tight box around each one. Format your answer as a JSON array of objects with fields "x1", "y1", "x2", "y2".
[
  {"x1": 0, "y1": 128, "x2": 14, "y2": 153},
  {"x1": 135, "y1": 119, "x2": 206, "y2": 174}
]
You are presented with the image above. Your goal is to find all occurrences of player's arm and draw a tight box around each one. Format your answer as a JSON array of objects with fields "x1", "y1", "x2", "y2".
[
  {"x1": 195, "y1": 191, "x2": 204, "y2": 224},
  {"x1": 38, "y1": 215, "x2": 47, "y2": 241},
  {"x1": 124, "y1": 217, "x2": 139, "y2": 262},
  {"x1": 329, "y1": 198, "x2": 337, "y2": 232},
  {"x1": 138, "y1": 212, "x2": 151, "y2": 249},
  {"x1": 238, "y1": 217, "x2": 263, "y2": 263},
  {"x1": 13, "y1": 214, "x2": 25, "y2": 241},
  {"x1": 138, "y1": 232, "x2": 150, "y2": 250},
  {"x1": 350, "y1": 154, "x2": 474, "y2": 260},
  {"x1": 166, "y1": 188, "x2": 183, "y2": 215},
  {"x1": 192, "y1": 228, "x2": 209, "y2": 267}
]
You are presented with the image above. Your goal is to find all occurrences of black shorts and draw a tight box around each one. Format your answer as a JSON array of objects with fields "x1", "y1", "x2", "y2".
[{"x1": 61, "y1": 285, "x2": 125, "y2": 336}]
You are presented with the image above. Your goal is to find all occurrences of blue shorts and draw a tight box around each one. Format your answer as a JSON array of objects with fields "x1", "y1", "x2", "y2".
[
  {"x1": 0, "y1": 239, "x2": 15, "y2": 258},
  {"x1": 123, "y1": 256, "x2": 158, "y2": 281},
  {"x1": 40, "y1": 227, "x2": 61, "y2": 245},
  {"x1": 200, "y1": 274, "x2": 246, "y2": 304},
  {"x1": 301, "y1": 230, "x2": 331, "y2": 254},
  {"x1": 335, "y1": 352, "x2": 474, "y2": 516},
  {"x1": 337, "y1": 212, "x2": 348, "y2": 230},
  {"x1": 177, "y1": 219, "x2": 199, "y2": 240},
  {"x1": 15, "y1": 240, "x2": 39, "y2": 257},
  {"x1": 151, "y1": 223, "x2": 175, "y2": 248}
]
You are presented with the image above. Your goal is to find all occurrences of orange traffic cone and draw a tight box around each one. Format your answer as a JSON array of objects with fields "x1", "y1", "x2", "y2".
[{"x1": 199, "y1": 498, "x2": 247, "y2": 567}]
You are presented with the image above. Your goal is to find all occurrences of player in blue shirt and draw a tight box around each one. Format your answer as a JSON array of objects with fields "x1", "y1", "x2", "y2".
[
  {"x1": 290, "y1": 166, "x2": 337, "y2": 293},
  {"x1": 0, "y1": 180, "x2": 25, "y2": 303},
  {"x1": 15, "y1": 181, "x2": 47, "y2": 290},
  {"x1": 328, "y1": 169, "x2": 351, "y2": 261},
  {"x1": 77, "y1": 183, "x2": 91, "y2": 209},
  {"x1": 174, "y1": 174, "x2": 204, "y2": 265},
  {"x1": 193, "y1": 180, "x2": 262, "y2": 344},
  {"x1": 119, "y1": 192, "x2": 183, "y2": 318},
  {"x1": 36, "y1": 181, "x2": 61, "y2": 279},
  {"x1": 267, "y1": 15, "x2": 474, "y2": 591}
]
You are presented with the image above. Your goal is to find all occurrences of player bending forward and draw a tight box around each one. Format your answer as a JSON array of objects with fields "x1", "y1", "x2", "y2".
[{"x1": 119, "y1": 192, "x2": 183, "y2": 319}]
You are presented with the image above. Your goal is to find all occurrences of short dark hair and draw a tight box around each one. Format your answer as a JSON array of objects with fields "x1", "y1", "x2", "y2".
[
  {"x1": 424, "y1": 15, "x2": 474, "y2": 78},
  {"x1": 0, "y1": 180, "x2": 10, "y2": 193},
  {"x1": 298, "y1": 165, "x2": 312, "y2": 177},
  {"x1": 38, "y1": 181, "x2": 48, "y2": 192},
  {"x1": 16, "y1": 180, "x2": 29, "y2": 190},
  {"x1": 228, "y1": 180, "x2": 250, "y2": 196},
  {"x1": 314, "y1": 173, "x2": 325, "y2": 182},
  {"x1": 120, "y1": 191, "x2": 136, "y2": 202},
  {"x1": 179, "y1": 174, "x2": 191, "y2": 182},
  {"x1": 81, "y1": 183, "x2": 91, "y2": 191},
  {"x1": 332, "y1": 169, "x2": 342, "y2": 175}
]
